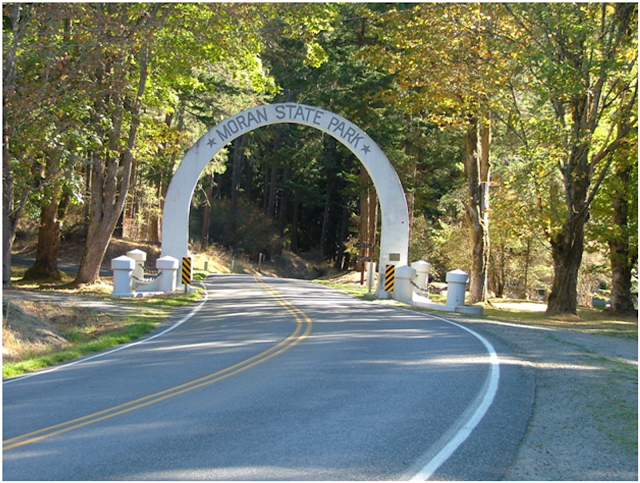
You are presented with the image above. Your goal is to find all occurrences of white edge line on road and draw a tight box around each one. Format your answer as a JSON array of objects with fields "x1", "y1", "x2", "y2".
[
  {"x1": 3, "y1": 282, "x2": 209, "y2": 386},
  {"x1": 403, "y1": 311, "x2": 501, "y2": 481}
]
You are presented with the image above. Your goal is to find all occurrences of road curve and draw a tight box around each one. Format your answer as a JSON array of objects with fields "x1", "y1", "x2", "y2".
[{"x1": 3, "y1": 275, "x2": 533, "y2": 480}]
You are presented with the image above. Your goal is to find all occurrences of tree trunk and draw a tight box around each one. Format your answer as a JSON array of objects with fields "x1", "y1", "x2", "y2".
[
  {"x1": 267, "y1": 164, "x2": 278, "y2": 219},
  {"x1": 123, "y1": 159, "x2": 138, "y2": 239},
  {"x1": 83, "y1": 162, "x2": 92, "y2": 229},
  {"x1": 464, "y1": 113, "x2": 491, "y2": 304},
  {"x1": 2, "y1": 3, "x2": 25, "y2": 286},
  {"x1": 244, "y1": 156, "x2": 254, "y2": 203},
  {"x1": 544, "y1": 201, "x2": 585, "y2": 315},
  {"x1": 266, "y1": 128, "x2": 281, "y2": 218},
  {"x1": 342, "y1": 252, "x2": 351, "y2": 271},
  {"x1": 76, "y1": 219, "x2": 116, "y2": 284},
  {"x1": 201, "y1": 173, "x2": 213, "y2": 251},
  {"x1": 546, "y1": 104, "x2": 593, "y2": 314},
  {"x1": 547, "y1": 217, "x2": 586, "y2": 315},
  {"x1": 319, "y1": 182, "x2": 333, "y2": 255},
  {"x1": 262, "y1": 166, "x2": 269, "y2": 212},
  {"x1": 230, "y1": 135, "x2": 245, "y2": 218},
  {"x1": 336, "y1": 204, "x2": 350, "y2": 269},
  {"x1": 359, "y1": 167, "x2": 371, "y2": 245},
  {"x1": 359, "y1": 168, "x2": 378, "y2": 275},
  {"x1": 2, "y1": 166, "x2": 29, "y2": 286},
  {"x1": 2, "y1": 228, "x2": 14, "y2": 285},
  {"x1": 290, "y1": 193, "x2": 299, "y2": 253},
  {"x1": 367, "y1": 190, "x2": 378, "y2": 248},
  {"x1": 23, "y1": 190, "x2": 70, "y2": 281},
  {"x1": 278, "y1": 166, "x2": 291, "y2": 237},
  {"x1": 522, "y1": 237, "x2": 532, "y2": 299},
  {"x1": 609, "y1": 238, "x2": 635, "y2": 314},
  {"x1": 149, "y1": 180, "x2": 163, "y2": 243},
  {"x1": 2, "y1": 140, "x2": 30, "y2": 286},
  {"x1": 489, "y1": 241, "x2": 505, "y2": 298},
  {"x1": 2, "y1": 127, "x2": 15, "y2": 286},
  {"x1": 607, "y1": 161, "x2": 637, "y2": 314},
  {"x1": 215, "y1": 172, "x2": 223, "y2": 200}
]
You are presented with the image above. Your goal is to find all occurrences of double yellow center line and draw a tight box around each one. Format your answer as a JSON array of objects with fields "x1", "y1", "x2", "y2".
[{"x1": 3, "y1": 276, "x2": 312, "y2": 451}]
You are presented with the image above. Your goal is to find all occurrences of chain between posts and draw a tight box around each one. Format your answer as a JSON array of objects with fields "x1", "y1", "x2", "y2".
[
  {"x1": 132, "y1": 273, "x2": 159, "y2": 283},
  {"x1": 410, "y1": 280, "x2": 430, "y2": 294}
]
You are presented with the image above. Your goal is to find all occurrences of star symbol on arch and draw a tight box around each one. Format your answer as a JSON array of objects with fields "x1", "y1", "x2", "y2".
[
  {"x1": 362, "y1": 144, "x2": 371, "y2": 154},
  {"x1": 207, "y1": 138, "x2": 216, "y2": 147}
]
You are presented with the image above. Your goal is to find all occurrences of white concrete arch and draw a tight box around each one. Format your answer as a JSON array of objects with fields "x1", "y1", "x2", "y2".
[{"x1": 161, "y1": 103, "x2": 409, "y2": 295}]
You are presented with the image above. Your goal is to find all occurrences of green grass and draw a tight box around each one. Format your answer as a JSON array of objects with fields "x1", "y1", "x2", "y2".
[
  {"x1": 116, "y1": 289, "x2": 203, "y2": 309},
  {"x1": 583, "y1": 356, "x2": 639, "y2": 454},
  {"x1": 193, "y1": 271, "x2": 207, "y2": 281},
  {"x1": 318, "y1": 281, "x2": 638, "y2": 340},
  {"x1": 314, "y1": 280, "x2": 377, "y2": 300},
  {"x1": 2, "y1": 317, "x2": 161, "y2": 379},
  {"x1": 3, "y1": 288, "x2": 203, "y2": 379},
  {"x1": 482, "y1": 303, "x2": 638, "y2": 340}
]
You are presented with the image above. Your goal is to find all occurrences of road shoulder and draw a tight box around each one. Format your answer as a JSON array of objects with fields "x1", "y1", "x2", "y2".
[{"x1": 454, "y1": 316, "x2": 638, "y2": 480}]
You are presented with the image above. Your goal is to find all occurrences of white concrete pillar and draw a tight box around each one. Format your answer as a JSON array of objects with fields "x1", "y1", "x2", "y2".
[
  {"x1": 366, "y1": 262, "x2": 376, "y2": 293},
  {"x1": 394, "y1": 265, "x2": 417, "y2": 303},
  {"x1": 111, "y1": 255, "x2": 134, "y2": 296},
  {"x1": 156, "y1": 256, "x2": 179, "y2": 294},
  {"x1": 446, "y1": 269, "x2": 469, "y2": 308},
  {"x1": 411, "y1": 260, "x2": 431, "y2": 292},
  {"x1": 126, "y1": 249, "x2": 147, "y2": 284}
]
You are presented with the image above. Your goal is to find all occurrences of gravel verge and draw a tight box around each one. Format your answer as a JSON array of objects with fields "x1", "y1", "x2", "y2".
[{"x1": 452, "y1": 315, "x2": 638, "y2": 481}]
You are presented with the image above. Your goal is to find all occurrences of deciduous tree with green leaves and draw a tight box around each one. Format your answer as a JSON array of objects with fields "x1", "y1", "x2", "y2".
[
  {"x1": 588, "y1": 133, "x2": 638, "y2": 314},
  {"x1": 4, "y1": 2, "x2": 340, "y2": 285},
  {"x1": 501, "y1": 3, "x2": 637, "y2": 314}
]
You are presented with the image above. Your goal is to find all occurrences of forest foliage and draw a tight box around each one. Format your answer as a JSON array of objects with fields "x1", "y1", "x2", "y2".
[{"x1": 3, "y1": 3, "x2": 637, "y2": 315}]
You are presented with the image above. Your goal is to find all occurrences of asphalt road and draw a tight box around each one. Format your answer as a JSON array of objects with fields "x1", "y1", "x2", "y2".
[{"x1": 3, "y1": 275, "x2": 533, "y2": 480}]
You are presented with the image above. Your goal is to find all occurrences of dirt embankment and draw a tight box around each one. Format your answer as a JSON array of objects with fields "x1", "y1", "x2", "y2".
[
  {"x1": 2, "y1": 299, "x2": 70, "y2": 363},
  {"x1": 2, "y1": 295, "x2": 133, "y2": 364}
]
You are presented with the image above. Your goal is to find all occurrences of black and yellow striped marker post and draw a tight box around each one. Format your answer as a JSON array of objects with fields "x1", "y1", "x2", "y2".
[
  {"x1": 385, "y1": 264, "x2": 395, "y2": 293},
  {"x1": 181, "y1": 257, "x2": 192, "y2": 290}
]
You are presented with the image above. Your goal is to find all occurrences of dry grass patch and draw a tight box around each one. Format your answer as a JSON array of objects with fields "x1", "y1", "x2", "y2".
[
  {"x1": 3, "y1": 299, "x2": 70, "y2": 363},
  {"x1": 2, "y1": 298, "x2": 129, "y2": 364}
]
